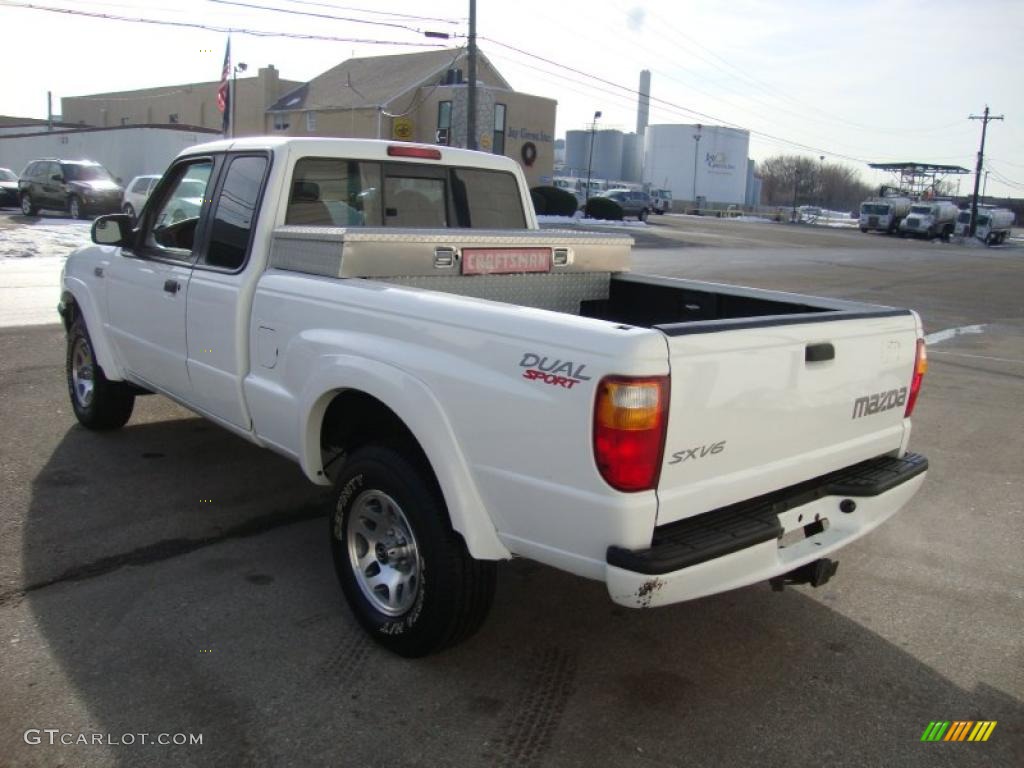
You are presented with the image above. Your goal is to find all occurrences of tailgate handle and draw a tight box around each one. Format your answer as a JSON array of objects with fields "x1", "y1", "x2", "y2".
[{"x1": 805, "y1": 343, "x2": 835, "y2": 363}]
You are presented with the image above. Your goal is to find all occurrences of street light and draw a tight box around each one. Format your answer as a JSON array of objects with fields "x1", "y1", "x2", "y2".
[
  {"x1": 231, "y1": 61, "x2": 247, "y2": 138},
  {"x1": 584, "y1": 110, "x2": 602, "y2": 216},
  {"x1": 692, "y1": 124, "x2": 702, "y2": 208}
]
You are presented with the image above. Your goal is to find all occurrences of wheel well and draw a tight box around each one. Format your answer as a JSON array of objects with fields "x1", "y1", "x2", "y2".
[
  {"x1": 59, "y1": 292, "x2": 79, "y2": 331},
  {"x1": 320, "y1": 390, "x2": 432, "y2": 481}
]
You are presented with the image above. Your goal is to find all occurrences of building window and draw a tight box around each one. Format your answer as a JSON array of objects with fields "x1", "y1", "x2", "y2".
[
  {"x1": 306, "y1": 111, "x2": 316, "y2": 132},
  {"x1": 493, "y1": 104, "x2": 506, "y2": 155},
  {"x1": 273, "y1": 113, "x2": 289, "y2": 131},
  {"x1": 436, "y1": 101, "x2": 451, "y2": 145}
]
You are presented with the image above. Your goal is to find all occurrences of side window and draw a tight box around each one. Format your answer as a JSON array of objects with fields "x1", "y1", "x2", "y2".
[
  {"x1": 202, "y1": 156, "x2": 268, "y2": 270},
  {"x1": 131, "y1": 177, "x2": 150, "y2": 194},
  {"x1": 287, "y1": 157, "x2": 381, "y2": 227},
  {"x1": 145, "y1": 159, "x2": 214, "y2": 257},
  {"x1": 46, "y1": 162, "x2": 61, "y2": 180}
]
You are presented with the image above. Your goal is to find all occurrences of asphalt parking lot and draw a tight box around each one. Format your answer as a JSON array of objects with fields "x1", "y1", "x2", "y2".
[{"x1": 1, "y1": 212, "x2": 1022, "y2": 767}]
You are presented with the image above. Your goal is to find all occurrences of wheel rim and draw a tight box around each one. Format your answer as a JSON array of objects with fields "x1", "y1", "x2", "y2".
[
  {"x1": 346, "y1": 490, "x2": 421, "y2": 616},
  {"x1": 70, "y1": 198, "x2": 79, "y2": 218},
  {"x1": 71, "y1": 336, "x2": 95, "y2": 409},
  {"x1": 21, "y1": 195, "x2": 31, "y2": 214}
]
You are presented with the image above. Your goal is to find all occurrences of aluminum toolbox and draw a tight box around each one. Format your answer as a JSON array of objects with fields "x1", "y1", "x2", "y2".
[{"x1": 268, "y1": 226, "x2": 632, "y2": 279}]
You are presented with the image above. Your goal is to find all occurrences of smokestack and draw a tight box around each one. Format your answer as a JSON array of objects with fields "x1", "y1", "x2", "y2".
[{"x1": 636, "y1": 70, "x2": 651, "y2": 135}]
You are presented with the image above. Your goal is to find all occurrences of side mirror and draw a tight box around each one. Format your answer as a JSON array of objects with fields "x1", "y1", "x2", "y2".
[
  {"x1": 51, "y1": 174, "x2": 63, "y2": 182},
  {"x1": 91, "y1": 214, "x2": 133, "y2": 247},
  {"x1": 115, "y1": 177, "x2": 123, "y2": 185}
]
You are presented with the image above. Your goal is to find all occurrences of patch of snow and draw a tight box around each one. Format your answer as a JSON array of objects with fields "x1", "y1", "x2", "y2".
[
  {"x1": 0, "y1": 216, "x2": 91, "y2": 259},
  {"x1": 924, "y1": 324, "x2": 986, "y2": 345},
  {"x1": 537, "y1": 214, "x2": 648, "y2": 227}
]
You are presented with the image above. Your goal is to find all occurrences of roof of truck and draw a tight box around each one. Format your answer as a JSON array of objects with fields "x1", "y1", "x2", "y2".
[{"x1": 176, "y1": 137, "x2": 521, "y2": 173}]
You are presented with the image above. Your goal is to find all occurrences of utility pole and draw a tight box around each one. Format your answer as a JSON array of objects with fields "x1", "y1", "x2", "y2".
[
  {"x1": 467, "y1": 0, "x2": 478, "y2": 150},
  {"x1": 584, "y1": 111, "x2": 601, "y2": 216},
  {"x1": 968, "y1": 106, "x2": 1003, "y2": 236}
]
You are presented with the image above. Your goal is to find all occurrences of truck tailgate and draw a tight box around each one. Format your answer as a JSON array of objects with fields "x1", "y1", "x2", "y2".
[{"x1": 656, "y1": 313, "x2": 920, "y2": 525}]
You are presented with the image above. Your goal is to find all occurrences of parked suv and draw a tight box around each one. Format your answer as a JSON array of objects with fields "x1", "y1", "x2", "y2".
[
  {"x1": 19, "y1": 159, "x2": 123, "y2": 219},
  {"x1": 598, "y1": 188, "x2": 651, "y2": 221}
]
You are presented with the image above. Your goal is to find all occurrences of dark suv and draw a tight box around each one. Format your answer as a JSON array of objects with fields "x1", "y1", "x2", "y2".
[{"x1": 19, "y1": 159, "x2": 123, "y2": 219}]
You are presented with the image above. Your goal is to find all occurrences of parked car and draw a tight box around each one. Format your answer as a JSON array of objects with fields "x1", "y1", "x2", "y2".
[
  {"x1": 19, "y1": 158, "x2": 123, "y2": 219},
  {"x1": 121, "y1": 174, "x2": 162, "y2": 220},
  {"x1": 0, "y1": 168, "x2": 19, "y2": 208},
  {"x1": 598, "y1": 188, "x2": 651, "y2": 221},
  {"x1": 61, "y1": 137, "x2": 929, "y2": 657}
]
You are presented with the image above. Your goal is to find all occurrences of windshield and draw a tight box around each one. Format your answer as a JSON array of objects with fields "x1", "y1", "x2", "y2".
[
  {"x1": 957, "y1": 212, "x2": 970, "y2": 223},
  {"x1": 0, "y1": 169, "x2": 16, "y2": 182},
  {"x1": 910, "y1": 205, "x2": 933, "y2": 215},
  {"x1": 976, "y1": 215, "x2": 990, "y2": 226},
  {"x1": 861, "y1": 203, "x2": 889, "y2": 215},
  {"x1": 63, "y1": 164, "x2": 113, "y2": 182}
]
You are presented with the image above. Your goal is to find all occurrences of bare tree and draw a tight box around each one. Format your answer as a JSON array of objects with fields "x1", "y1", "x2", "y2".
[{"x1": 757, "y1": 154, "x2": 873, "y2": 212}]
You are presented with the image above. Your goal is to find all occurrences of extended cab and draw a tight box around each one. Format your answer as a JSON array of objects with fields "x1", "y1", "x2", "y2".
[{"x1": 60, "y1": 137, "x2": 929, "y2": 656}]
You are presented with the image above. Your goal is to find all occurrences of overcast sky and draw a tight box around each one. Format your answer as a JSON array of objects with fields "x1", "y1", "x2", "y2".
[{"x1": 2, "y1": 0, "x2": 1022, "y2": 196}]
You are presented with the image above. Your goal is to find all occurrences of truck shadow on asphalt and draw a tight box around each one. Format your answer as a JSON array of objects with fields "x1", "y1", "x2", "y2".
[{"x1": 16, "y1": 419, "x2": 1024, "y2": 767}]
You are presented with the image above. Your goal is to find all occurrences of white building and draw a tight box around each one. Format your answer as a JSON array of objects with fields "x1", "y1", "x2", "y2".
[{"x1": 643, "y1": 124, "x2": 750, "y2": 206}]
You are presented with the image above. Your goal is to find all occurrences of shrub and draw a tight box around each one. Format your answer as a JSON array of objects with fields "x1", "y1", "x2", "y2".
[
  {"x1": 529, "y1": 188, "x2": 547, "y2": 215},
  {"x1": 529, "y1": 186, "x2": 578, "y2": 217},
  {"x1": 584, "y1": 196, "x2": 624, "y2": 221}
]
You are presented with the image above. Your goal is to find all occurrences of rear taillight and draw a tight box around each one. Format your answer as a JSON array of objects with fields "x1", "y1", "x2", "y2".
[
  {"x1": 904, "y1": 338, "x2": 927, "y2": 417},
  {"x1": 593, "y1": 376, "x2": 669, "y2": 492}
]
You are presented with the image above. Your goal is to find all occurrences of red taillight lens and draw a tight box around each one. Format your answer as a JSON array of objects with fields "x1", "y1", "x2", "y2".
[
  {"x1": 904, "y1": 338, "x2": 927, "y2": 417},
  {"x1": 387, "y1": 145, "x2": 442, "y2": 160},
  {"x1": 593, "y1": 376, "x2": 669, "y2": 492}
]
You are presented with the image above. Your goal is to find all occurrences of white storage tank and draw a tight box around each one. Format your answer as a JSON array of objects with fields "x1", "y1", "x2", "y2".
[
  {"x1": 564, "y1": 130, "x2": 589, "y2": 176},
  {"x1": 643, "y1": 124, "x2": 750, "y2": 206}
]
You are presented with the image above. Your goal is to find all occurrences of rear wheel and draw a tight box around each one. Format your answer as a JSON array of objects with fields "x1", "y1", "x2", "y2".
[
  {"x1": 329, "y1": 444, "x2": 496, "y2": 657},
  {"x1": 123, "y1": 203, "x2": 135, "y2": 220},
  {"x1": 639, "y1": 208, "x2": 649, "y2": 222},
  {"x1": 66, "y1": 317, "x2": 135, "y2": 430}
]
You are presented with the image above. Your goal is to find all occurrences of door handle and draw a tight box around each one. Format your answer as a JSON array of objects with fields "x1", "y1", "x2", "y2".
[
  {"x1": 163, "y1": 279, "x2": 180, "y2": 295},
  {"x1": 805, "y1": 342, "x2": 835, "y2": 363}
]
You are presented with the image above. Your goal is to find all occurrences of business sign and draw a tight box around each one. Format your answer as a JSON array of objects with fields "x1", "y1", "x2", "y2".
[
  {"x1": 392, "y1": 117, "x2": 414, "y2": 140},
  {"x1": 706, "y1": 151, "x2": 736, "y2": 172}
]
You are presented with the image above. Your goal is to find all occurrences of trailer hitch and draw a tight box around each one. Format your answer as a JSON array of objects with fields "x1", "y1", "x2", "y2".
[{"x1": 769, "y1": 558, "x2": 839, "y2": 592}]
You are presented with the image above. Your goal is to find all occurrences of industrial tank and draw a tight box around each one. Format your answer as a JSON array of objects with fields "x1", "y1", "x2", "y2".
[{"x1": 643, "y1": 124, "x2": 750, "y2": 205}]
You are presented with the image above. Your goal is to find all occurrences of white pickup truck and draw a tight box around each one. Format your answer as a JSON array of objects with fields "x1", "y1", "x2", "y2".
[{"x1": 59, "y1": 137, "x2": 929, "y2": 656}]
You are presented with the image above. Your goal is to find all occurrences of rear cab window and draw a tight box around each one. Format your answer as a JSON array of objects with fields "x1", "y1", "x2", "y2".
[{"x1": 287, "y1": 156, "x2": 525, "y2": 229}]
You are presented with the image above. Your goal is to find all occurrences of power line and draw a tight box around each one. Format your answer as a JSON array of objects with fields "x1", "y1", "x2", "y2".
[
  {"x1": 482, "y1": 35, "x2": 870, "y2": 164},
  {"x1": 274, "y1": 0, "x2": 461, "y2": 25},
  {"x1": 0, "y1": 1, "x2": 447, "y2": 45},
  {"x1": 206, "y1": 0, "x2": 451, "y2": 36}
]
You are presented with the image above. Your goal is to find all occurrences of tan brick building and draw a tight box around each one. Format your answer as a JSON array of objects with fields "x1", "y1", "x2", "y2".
[
  {"x1": 62, "y1": 49, "x2": 557, "y2": 187},
  {"x1": 62, "y1": 66, "x2": 300, "y2": 136}
]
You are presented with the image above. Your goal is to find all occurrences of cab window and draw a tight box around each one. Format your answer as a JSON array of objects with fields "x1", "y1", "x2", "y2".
[{"x1": 146, "y1": 159, "x2": 214, "y2": 257}]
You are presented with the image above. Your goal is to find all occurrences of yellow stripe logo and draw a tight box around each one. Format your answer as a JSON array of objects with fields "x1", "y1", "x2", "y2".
[{"x1": 921, "y1": 721, "x2": 997, "y2": 742}]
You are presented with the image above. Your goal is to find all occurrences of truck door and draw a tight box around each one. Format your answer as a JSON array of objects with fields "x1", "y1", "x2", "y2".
[
  {"x1": 104, "y1": 157, "x2": 216, "y2": 399},
  {"x1": 185, "y1": 153, "x2": 270, "y2": 430}
]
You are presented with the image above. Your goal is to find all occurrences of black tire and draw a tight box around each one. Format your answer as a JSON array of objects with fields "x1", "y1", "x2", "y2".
[
  {"x1": 20, "y1": 193, "x2": 38, "y2": 216},
  {"x1": 329, "y1": 444, "x2": 496, "y2": 657},
  {"x1": 66, "y1": 317, "x2": 135, "y2": 430},
  {"x1": 639, "y1": 208, "x2": 648, "y2": 222},
  {"x1": 860, "y1": 227, "x2": 868, "y2": 233},
  {"x1": 68, "y1": 195, "x2": 84, "y2": 220}
]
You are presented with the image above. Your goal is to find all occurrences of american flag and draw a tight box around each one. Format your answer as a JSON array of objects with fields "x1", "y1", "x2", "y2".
[{"x1": 217, "y1": 38, "x2": 230, "y2": 134}]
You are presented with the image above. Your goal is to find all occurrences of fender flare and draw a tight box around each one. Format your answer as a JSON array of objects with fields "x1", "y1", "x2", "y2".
[
  {"x1": 298, "y1": 353, "x2": 510, "y2": 561},
  {"x1": 61, "y1": 278, "x2": 124, "y2": 381}
]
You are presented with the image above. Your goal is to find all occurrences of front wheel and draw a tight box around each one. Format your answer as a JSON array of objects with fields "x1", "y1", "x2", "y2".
[
  {"x1": 330, "y1": 445, "x2": 496, "y2": 657},
  {"x1": 68, "y1": 195, "x2": 84, "y2": 220},
  {"x1": 21, "y1": 193, "x2": 38, "y2": 216},
  {"x1": 639, "y1": 208, "x2": 649, "y2": 222},
  {"x1": 66, "y1": 318, "x2": 135, "y2": 429}
]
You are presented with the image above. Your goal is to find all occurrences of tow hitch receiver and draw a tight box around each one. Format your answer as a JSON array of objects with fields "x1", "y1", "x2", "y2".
[{"x1": 769, "y1": 558, "x2": 839, "y2": 592}]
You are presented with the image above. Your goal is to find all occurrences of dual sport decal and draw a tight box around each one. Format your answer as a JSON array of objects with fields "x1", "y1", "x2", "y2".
[{"x1": 519, "y1": 353, "x2": 591, "y2": 390}]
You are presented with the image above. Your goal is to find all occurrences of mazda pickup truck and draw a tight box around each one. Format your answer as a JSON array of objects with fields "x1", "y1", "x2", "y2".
[{"x1": 59, "y1": 137, "x2": 929, "y2": 656}]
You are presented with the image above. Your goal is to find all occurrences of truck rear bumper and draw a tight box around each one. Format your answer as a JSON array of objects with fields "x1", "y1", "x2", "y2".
[{"x1": 606, "y1": 453, "x2": 927, "y2": 608}]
